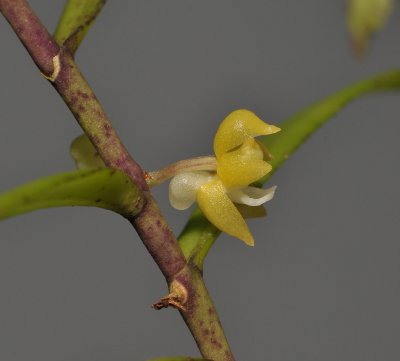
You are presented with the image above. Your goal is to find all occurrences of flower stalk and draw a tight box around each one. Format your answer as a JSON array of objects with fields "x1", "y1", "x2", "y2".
[{"x1": 146, "y1": 156, "x2": 217, "y2": 187}]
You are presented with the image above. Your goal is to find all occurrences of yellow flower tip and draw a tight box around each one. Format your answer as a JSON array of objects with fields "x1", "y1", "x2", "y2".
[
  {"x1": 214, "y1": 109, "x2": 280, "y2": 158},
  {"x1": 247, "y1": 236, "x2": 255, "y2": 246},
  {"x1": 267, "y1": 124, "x2": 281, "y2": 135},
  {"x1": 196, "y1": 179, "x2": 255, "y2": 246}
]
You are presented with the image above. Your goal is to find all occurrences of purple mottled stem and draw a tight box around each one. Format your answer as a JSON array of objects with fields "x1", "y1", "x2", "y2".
[
  {"x1": 0, "y1": 0, "x2": 58, "y2": 77},
  {"x1": 0, "y1": 0, "x2": 184, "y2": 279},
  {"x1": 176, "y1": 267, "x2": 236, "y2": 361},
  {"x1": 0, "y1": 1, "x2": 235, "y2": 359}
]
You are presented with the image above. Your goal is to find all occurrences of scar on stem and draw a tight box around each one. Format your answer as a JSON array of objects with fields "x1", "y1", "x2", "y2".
[
  {"x1": 152, "y1": 280, "x2": 188, "y2": 312},
  {"x1": 41, "y1": 53, "x2": 61, "y2": 82}
]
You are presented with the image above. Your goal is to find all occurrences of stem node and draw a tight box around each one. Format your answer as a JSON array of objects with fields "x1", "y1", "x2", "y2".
[
  {"x1": 41, "y1": 53, "x2": 61, "y2": 82},
  {"x1": 152, "y1": 279, "x2": 188, "y2": 312}
]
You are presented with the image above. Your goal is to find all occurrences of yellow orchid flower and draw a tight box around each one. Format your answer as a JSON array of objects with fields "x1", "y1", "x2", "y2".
[{"x1": 169, "y1": 109, "x2": 280, "y2": 246}]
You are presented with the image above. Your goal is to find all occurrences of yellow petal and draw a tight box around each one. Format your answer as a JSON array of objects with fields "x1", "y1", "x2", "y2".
[
  {"x1": 217, "y1": 139, "x2": 272, "y2": 187},
  {"x1": 214, "y1": 109, "x2": 280, "y2": 158},
  {"x1": 197, "y1": 179, "x2": 255, "y2": 246}
]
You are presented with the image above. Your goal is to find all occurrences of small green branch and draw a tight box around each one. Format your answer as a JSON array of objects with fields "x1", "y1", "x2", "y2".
[
  {"x1": 54, "y1": 0, "x2": 106, "y2": 55},
  {"x1": 0, "y1": 169, "x2": 144, "y2": 220},
  {"x1": 178, "y1": 208, "x2": 221, "y2": 270},
  {"x1": 260, "y1": 69, "x2": 400, "y2": 182}
]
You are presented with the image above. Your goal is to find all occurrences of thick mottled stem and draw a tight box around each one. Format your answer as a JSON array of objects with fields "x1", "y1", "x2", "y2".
[
  {"x1": 176, "y1": 266, "x2": 235, "y2": 361},
  {"x1": 0, "y1": 1, "x2": 235, "y2": 359},
  {"x1": 0, "y1": 0, "x2": 59, "y2": 77},
  {"x1": 54, "y1": 53, "x2": 187, "y2": 278},
  {"x1": 0, "y1": 0, "x2": 184, "y2": 280}
]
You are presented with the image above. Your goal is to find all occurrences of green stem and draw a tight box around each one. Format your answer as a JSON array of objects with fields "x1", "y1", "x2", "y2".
[
  {"x1": 178, "y1": 208, "x2": 221, "y2": 270},
  {"x1": 0, "y1": 169, "x2": 144, "y2": 220},
  {"x1": 54, "y1": 0, "x2": 106, "y2": 55},
  {"x1": 262, "y1": 69, "x2": 400, "y2": 180}
]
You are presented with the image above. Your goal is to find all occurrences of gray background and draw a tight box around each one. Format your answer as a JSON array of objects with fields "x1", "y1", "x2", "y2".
[{"x1": 1, "y1": 1, "x2": 400, "y2": 360}]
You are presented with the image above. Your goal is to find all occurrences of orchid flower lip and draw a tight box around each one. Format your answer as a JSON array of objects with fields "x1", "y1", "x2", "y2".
[{"x1": 227, "y1": 185, "x2": 277, "y2": 207}]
